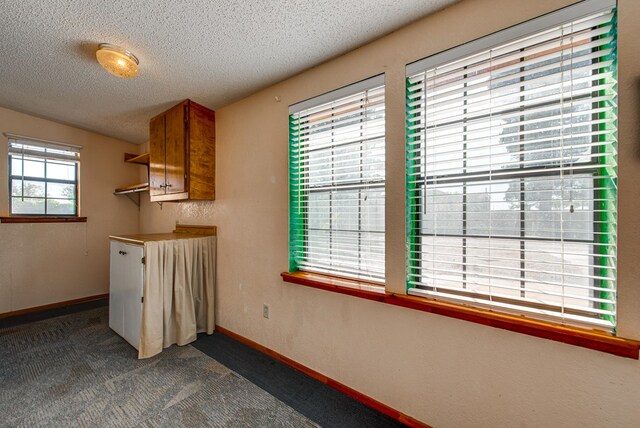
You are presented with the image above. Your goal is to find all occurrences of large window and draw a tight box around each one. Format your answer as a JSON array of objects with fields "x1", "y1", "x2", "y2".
[
  {"x1": 406, "y1": 1, "x2": 617, "y2": 330},
  {"x1": 289, "y1": 75, "x2": 386, "y2": 283},
  {"x1": 8, "y1": 136, "x2": 80, "y2": 216}
]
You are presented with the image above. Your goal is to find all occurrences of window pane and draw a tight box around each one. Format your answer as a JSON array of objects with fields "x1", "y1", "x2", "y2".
[
  {"x1": 332, "y1": 231, "x2": 358, "y2": 263},
  {"x1": 16, "y1": 180, "x2": 45, "y2": 197},
  {"x1": 333, "y1": 190, "x2": 359, "y2": 231},
  {"x1": 360, "y1": 232, "x2": 384, "y2": 275},
  {"x1": 307, "y1": 229, "x2": 330, "y2": 265},
  {"x1": 426, "y1": 126, "x2": 465, "y2": 175},
  {"x1": 12, "y1": 197, "x2": 45, "y2": 214},
  {"x1": 424, "y1": 184, "x2": 463, "y2": 235},
  {"x1": 525, "y1": 175, "x2": 593, "y2": 241},
  {"x1": 11, "y1": 179, "x2": 22, "y2": 197},
  {"x1": 11, "y1": 157, "x2": 22, "y2": 176},
  {"x1": 307, "y1": 192, "x2": 330, "y2": 229},
  {"x1": 46, "y1": 161, "x2": 76, "y2": 180},
  {"x1": 466, "y1": 237, "x2": 522, "y2": 298},
  {"x1": 522, "y1": 105, "x2": 594, "y2": 168},
  {"x1": 467, "y1": 180, "x2": 520, "y2": 237},
  {"x1": 47, "y1": 199, "x2": 75, "y2": 215},
  {"x1": 466, "y1": 118, "x2": 513, "y2": 172},
  {"x1": 334, "y1": 143, "x2": 362, "y2": 183},
  {"x1": 362, "y1": 139, "x2": 385, "y2": 181},
  {"x1": 47, "y1": 182, "x2": 76, "y2": 199},
  {"x1": 22, "y1": 158, "x2": 45, "y2": 178},
  {"x1": 524, "y1": 241, "x2": 591, "y2": 308},
  {"x1": 360, "y1": 188, "x2": 385, "y2": 232},
  {"x1": 421, "y1": 236, "x2": 464, "y2": 289}
]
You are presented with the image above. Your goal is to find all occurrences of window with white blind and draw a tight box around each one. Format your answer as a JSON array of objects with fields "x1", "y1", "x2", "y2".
[
  {"x1": 406, "y1": 0, "x2": 617, "y2": 330},
  {"x1": 289, "y1": 75, "x2": 385, "y2": 283},
  {"x1": 7, "y1": 135, "x2": 81, "y2": 216}
]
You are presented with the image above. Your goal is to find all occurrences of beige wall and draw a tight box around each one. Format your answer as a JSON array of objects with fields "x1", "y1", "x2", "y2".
[
  {"x1": 0, "y1": 107, "x2": 140, "y2": 313},
  {"x1": 142, "y1": 0, "x2": 640, "y2": 426}
]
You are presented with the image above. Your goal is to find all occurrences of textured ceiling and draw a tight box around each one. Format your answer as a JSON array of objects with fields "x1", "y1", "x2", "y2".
[{"x1": 0, "y1": 0, "x2": 458, "y2": 143}]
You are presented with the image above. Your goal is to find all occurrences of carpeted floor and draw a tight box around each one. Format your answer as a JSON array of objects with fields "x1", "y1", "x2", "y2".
[
  {"x1": 0, "y1": 305, "x2": 406, "y2": 427},
  {"x1": 0, "y1": 307, "x2": 316, "y2": 427},
  {"x1": 193, "y1": 334, "x2": 406, "y2": 428}
]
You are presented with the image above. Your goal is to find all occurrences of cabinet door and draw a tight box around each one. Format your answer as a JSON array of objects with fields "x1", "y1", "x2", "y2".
[
  {"x1": 164, "y1": 102, "x2": 187, "y2": 196},
  {"x1": 109, "y1": 241, "x2": 125, "y2": 339},
  {"x1": 188, "y1": 102, "x2": 216, "y2": 200},
  {"x1": 120, "y1": 243, "x2": 144, "y2": 350},
  {"x1": 110, "y1": 241, "x2": 144, "y2": 350},
  {"x1": 149, "y1": 114, "x2": 166, "y2": 197}
]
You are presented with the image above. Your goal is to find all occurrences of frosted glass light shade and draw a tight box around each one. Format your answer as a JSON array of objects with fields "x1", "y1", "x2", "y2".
[{"x1": 96, "y1": 44, "x2": 139, "y2": 78}]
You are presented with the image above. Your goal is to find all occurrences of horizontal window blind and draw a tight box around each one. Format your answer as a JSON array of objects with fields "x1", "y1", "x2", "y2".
[
  {"x1": 289, "y1": 75, "x2": 385, "y2": 283},
  {"x1": 7, "y1": 134, "x2": 81, "y2": 162},
  {"x1": 406, "y1": 1, "x2": 617, "y2": 330}
]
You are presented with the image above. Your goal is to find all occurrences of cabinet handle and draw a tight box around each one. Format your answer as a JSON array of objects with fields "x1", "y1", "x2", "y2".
[
  {"x1": 159, "y1": 183, "x2": 167, "y2": 188},
  {"x1": 119, "y1": 250, "x2": 128, "y2": 255},
  {"x1": 165, "y1": 184, "x2": 172, "y2": 188}
]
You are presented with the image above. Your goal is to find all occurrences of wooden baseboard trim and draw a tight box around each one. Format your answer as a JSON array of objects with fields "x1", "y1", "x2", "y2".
[
  {"x1": 214, "y1": 325, "x2": 430, "y2": 428},
  {"x1": 0, "y1": 293, "x2": 109, "y2": 319}
]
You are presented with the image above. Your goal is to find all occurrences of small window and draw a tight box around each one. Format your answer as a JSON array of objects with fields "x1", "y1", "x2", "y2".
[
  {"x1": 288, "y1": 75, "x2": 386, "y2": 283},
  {"x1": 8, "y1": 137, "x2": 80, "y2": 216},
  {"x1": 405, "y1": 2, "x2": 617, "y2": 330}
]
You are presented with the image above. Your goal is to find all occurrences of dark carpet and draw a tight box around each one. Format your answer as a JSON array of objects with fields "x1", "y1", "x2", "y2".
[{"x1": 193, "y1": 333, "x2": 406, "y2": 428}]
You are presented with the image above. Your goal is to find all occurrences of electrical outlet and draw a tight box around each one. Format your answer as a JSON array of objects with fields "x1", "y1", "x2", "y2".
[{"x1": 263, "y1": 304, "x2": 270, "y2": 319}]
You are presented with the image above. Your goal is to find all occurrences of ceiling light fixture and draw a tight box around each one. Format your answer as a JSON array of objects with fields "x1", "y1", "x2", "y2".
[{"x1": 96, "y1": 43, "x2": 139, "y2": 79}]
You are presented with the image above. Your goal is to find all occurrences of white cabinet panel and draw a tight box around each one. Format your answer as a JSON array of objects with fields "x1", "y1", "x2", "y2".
[
  {"x1": 109, "y1": 241, "x2": 144, "y2": 350},
  {"x1": 109, "y1": 241, "x2": 124, "y2": 340}
]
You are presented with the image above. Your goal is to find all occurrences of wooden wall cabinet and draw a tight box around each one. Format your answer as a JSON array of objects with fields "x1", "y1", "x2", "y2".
[{"x1": 149, "y1": 99, "x2": 215, "y2": 202}]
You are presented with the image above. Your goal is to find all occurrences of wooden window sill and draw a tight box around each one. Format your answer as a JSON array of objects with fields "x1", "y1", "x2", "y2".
[
  {"x1": 281, "y1": 271, "x2": 640, "y2": 360},
  {"x1": 0, "y1": 216, "x2": 87, "y2": 224}
]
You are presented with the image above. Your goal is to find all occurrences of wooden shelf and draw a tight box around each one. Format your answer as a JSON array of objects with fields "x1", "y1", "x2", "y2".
[
  {"x1": 114, "y1": 183, "x2": 149, "y2": 195},
  {"x1": 124, "y1": 152, "x2": 150, "y2": 165},
  {"x1": 116, "y1": 152, "x2": 151, "y2": 207}
]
